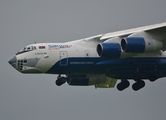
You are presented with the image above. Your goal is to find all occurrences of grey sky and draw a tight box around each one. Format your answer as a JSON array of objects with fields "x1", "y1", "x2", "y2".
[{"x1": 1, "y1": 0, "x2": 166, "y2": 120}]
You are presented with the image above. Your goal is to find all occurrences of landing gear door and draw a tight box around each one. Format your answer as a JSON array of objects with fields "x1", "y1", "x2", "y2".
[{"x1": 60, "y1": 51, "x2": 68, "y2": 66}]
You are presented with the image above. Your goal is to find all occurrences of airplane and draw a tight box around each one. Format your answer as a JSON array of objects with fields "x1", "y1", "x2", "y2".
[{"x1": 8, "y1": 22, "x2": 166, "y2": 91}]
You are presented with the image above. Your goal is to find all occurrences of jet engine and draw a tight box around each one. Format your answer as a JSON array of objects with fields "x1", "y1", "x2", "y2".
[
  {"x1": 97, "y1": 42, "x2": 137, "y2": 58},
  {"x1": 97, "y1": 36, "x2": 163, "y2": 58},
  {"x1": 97, "y1": 43, "x2": 121, "y2": 58},
  {"x1": 121, "y1": 37, "x2": 163, "y2": 53}
]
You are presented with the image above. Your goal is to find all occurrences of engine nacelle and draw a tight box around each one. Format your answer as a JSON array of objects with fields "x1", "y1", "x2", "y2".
[
  {"x1": 97, "y1": 42, "x2": 137, "y2": 58},
  {"x1": 97, "y1": 43, "x2": 121, "y2": 58},
  {"x1": 121, "y1": 37, "x2": 163, "y2": 53}
]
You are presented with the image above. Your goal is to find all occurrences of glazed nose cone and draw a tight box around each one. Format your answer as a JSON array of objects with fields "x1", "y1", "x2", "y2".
[{"x1": 8, "y1": 55, "x2": 17, "y2": 65}]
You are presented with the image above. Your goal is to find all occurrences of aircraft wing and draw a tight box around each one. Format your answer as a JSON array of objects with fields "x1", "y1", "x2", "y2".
[
  {"x1": 72, "y1": 22, "x2": 166, "y2": 46},
  {"x1": 100, "y1": 22, "x2": 166, "y2": 40}
]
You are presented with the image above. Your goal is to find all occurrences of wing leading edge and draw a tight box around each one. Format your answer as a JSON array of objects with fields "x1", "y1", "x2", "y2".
[
  {"x1": 68, "y1": 22, "x2": 166, "y2": 43},
  {"x1": 100, "y1": 22, "x2": 166, "y2": 40}
]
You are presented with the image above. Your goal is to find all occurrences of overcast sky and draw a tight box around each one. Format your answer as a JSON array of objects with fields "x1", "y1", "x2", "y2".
[{"x1": 1, "y1": 0, "x2": 166, "y2": 120}]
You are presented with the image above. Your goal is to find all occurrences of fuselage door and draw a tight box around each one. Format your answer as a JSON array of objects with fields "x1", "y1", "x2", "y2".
[{"x1": 60, "y1": 51, "x2": 68, "y2": 66}]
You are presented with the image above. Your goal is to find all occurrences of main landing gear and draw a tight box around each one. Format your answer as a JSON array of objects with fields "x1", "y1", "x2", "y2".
[
  {"x1": 117, "y1": 79, "x2": 145, "y2": 91},
  {"x1": 55, "y1": 75, "x2": 67, "y2": 86},
  {"x1": 132, "y1": 79, "x2": 145, "y2": 91},
  {"x1": 117, "y1": 79, "x2": 130, "y2": 91}
]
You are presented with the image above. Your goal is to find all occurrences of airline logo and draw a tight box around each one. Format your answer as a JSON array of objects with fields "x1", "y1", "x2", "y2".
[
  {"x1": 39, "y1": 46, "x2": 46, "y2": 49},
  {"x1": 48, "y1": 45, "x2": 72, "y2": 50}
]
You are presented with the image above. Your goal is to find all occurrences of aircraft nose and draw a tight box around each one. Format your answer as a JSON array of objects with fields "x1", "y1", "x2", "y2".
[{"x1": 8, "y1": 55, "x2": 17, "y2": 65}]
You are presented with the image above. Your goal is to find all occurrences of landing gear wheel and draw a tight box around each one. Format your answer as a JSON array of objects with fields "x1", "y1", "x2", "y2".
[
  {"x1": 149, "y1": 71, "x2": 160, "y2": 82},
  {"x1": 149, "y1": 78, "x2": 157, "y2": 82},
  {"x1": 55, "y1": 77, "x2": 66, "y2": 86},
  {"x1": 132, "y1": 80, "x2": 145, "y2": 91},
  {"x1": 117, "y1": 80, "x2": 130, "y2": 91}
]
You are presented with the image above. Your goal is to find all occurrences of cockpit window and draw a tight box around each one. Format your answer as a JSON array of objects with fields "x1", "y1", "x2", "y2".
[
  {"x1": 33, "y1": 46, "x2": 36, "y2": 50},
  {"x1": 16, "y1": 45, "x2": 37, "y2": 55},
  {"x1": 22, "y1": 47, "x2": 27, "y2": 51},
  {"x1": 27, "y1": 46, "x2": 31, "y2": 50}
]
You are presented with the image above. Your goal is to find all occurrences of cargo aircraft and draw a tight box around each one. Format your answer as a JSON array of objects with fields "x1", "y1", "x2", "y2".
[{"x1": 8, "y1": 22, "x2": 166, "y2": 91}]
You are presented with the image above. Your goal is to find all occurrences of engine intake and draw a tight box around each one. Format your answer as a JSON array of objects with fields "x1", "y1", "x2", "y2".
[{"x1": 97, "y1": 43, "x2": 121, "y2": 58}]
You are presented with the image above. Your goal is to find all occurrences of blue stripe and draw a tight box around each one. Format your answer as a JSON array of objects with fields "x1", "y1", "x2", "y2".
[{"x1": 46, "y1": 57, "x2": 166, "y2": 79}]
